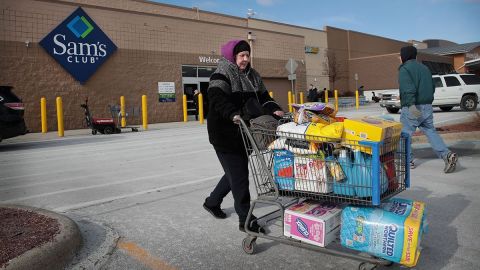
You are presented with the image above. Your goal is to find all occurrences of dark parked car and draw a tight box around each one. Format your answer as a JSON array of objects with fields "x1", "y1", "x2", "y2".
[{"x1": 0, "y1": 86, "x2": 28, "y2": 142}]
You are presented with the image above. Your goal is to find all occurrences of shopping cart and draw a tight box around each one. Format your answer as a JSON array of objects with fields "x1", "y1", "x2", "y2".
[{"x1": 238, "y1": 117, "x2": 410, "y2": 270}]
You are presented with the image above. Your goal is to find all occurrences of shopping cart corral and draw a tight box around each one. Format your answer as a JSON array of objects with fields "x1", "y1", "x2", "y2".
[{"x1": 238, "y1": 117, "x2": 411, "y2": 270}]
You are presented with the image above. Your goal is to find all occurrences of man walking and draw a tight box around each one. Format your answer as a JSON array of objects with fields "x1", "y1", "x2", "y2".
[
  {"x1": 307, "y1": 84, "x2": 319, "y2": 102},
  {"x1": 398, "y1": 45, "x2": 458, "y2": 173}
]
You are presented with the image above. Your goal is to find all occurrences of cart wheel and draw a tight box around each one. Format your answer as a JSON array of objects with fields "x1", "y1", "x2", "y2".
[
  {"x1": 358, "y1": 262, "x2": 377, "y2": 270},
  {"x1": 242, "y1": 237, "x2": 256, "y2": 255},
  {"x1": 104, "y1": 126, "x2": 113, "y2": 134},
  {"x1": 92, "y1": 129, "x2": 97, "y2": 135}
]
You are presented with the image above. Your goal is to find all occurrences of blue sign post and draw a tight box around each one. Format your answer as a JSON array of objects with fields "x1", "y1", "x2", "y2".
[{"x1": 40, "y1": 7, "x2": 117, "y2": 84}]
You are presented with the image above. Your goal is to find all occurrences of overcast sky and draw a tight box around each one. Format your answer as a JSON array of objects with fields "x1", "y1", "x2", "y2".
[{"x1": 152, "y1": 0, "x2": 480, "y2": 44}]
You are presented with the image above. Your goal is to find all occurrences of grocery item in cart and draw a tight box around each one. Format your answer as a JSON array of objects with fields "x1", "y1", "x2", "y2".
[
  {"x1": 294, "y1": 107, "x2": 336, "y2": 125},
  {"x1": 276, "y1": 122, "x2": 308, "y2": 139},
  {"x1": 340, "y1": 198, "x2": 427, "y2": 267},
  {"x1": 333, "y1": 150, "x2": 389, "y2": 197},
  {"x1": 292, "y1": 102, "x2": 337, "y2": 117},
  {"x1": 342, "y1": 117, "x2": 402, "y2": 154},
  {"x1": 294, "y1": 155, "x2": 332, "y2": 193},
  {"x1": 305, "y1": 122, "x2": 343, "y2": 142},
  {"x1": 273, "y1": 150, "x2": 295, "y2": 190},
  {"x1": 284, "y1": 200, "x2": 342, "y2": 247}
]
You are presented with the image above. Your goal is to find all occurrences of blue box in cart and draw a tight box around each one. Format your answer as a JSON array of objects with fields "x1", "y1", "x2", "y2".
[{"x1": 273, "y1": 150, "x2": 295, "y2": 190}]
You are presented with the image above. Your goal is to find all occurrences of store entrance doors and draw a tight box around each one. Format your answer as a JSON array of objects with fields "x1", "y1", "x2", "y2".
[{"x1": 182, "y1": 65, "x2": 215, "y2": 120}]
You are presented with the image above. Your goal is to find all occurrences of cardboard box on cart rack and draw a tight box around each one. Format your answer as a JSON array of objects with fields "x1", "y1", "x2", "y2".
[
  {"x1": 342, "y1": 117, "x2": 402, "y2": 154},
  {"x1": 284, "y1": 200, "x2": 342, "y2": 247}
]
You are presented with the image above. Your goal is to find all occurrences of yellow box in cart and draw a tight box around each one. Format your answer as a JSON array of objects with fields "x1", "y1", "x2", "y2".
[{"x1": 342, "y1": 117, "x2": 402, "y2": 153}]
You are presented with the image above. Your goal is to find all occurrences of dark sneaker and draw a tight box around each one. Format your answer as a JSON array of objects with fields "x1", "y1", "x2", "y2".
[
  {"x1": 239, "y1": 221, "x2": 265, "y2": 234},
  {"x1": 203, "y1": 202, "x2": 227, "y2": 219},
  {"x1": 410, "y1": 160, "x2": 415, "y2": 169},
  {"x1": 444, "y1": 152, "x2": 458, "y2": 173}
]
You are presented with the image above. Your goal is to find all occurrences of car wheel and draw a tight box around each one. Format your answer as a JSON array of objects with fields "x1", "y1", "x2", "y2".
[
  {"x1": 386, "y1": 107, "x2": 399, "y2": 114},
  {"x1": 439, "y1": 106, "x2": 453, "y2": 112},
  {"x1": 104, "y1": 126, "x2": 114, "y2": 134},
  {"x1": 460, "y1": 95, "x2": 478, "y2": 111}
]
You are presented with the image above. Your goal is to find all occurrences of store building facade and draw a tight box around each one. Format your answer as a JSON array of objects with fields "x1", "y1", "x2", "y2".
[{"x1": 0, "y1": 0, "x2": 306, "y2": 132}]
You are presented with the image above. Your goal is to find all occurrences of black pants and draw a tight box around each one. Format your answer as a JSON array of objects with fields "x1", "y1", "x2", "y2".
[{"x1": 205, "y1": 150, "x2": 250, "y2": 223}]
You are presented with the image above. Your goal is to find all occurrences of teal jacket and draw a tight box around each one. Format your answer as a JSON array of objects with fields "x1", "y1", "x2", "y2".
[{"x1": 398, "y1": 59, "x2": 435, "y2": 107}]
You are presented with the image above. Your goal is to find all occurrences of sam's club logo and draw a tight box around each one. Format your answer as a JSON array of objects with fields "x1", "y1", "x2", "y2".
[
  {"x1": 67, "y1": 15, "x2": 94, "y2": 39},
  {"x1": 40, "y1": 7, "x2": 117, "y2": 84}
]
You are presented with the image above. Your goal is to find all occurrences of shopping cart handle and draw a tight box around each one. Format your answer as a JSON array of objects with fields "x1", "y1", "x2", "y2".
[{"x1": 238, "y1": 117, "x2": 248, "y2": 129}]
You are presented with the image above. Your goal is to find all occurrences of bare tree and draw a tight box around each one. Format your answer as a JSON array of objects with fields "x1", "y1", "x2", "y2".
[{"x1": 324, "y1": 49, "x2": 346, "y2": 91}]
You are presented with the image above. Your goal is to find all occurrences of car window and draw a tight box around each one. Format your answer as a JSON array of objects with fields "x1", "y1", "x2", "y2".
[
  {"x1": 460, "y1": 75, "x2": 480, "y2": 85},
  {"x1": 444, "y1": 76, "x2": 461, "y2": 87},
  {"x1": 433, "y1": 77, "x2": 443, "y2": 88}
]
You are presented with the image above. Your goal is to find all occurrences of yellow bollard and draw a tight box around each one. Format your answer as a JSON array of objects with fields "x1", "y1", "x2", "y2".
[
  {"x1": 142, "y1": 95, "x2": 148, "y2": 130},
  {"x1": 120, "y1": 96, "x2": 126, "y2": 128},
  {"x1": 355, "y1": 90, "x2": 359, "y2": 110},
  {"x1": 325, "y1": 90, "x2": 329, "y2": 103},
  {"x1": 269, "y1": 91, "x2": 273, "y2": 98},
  {"x1": 299, "y1": 92, "x2": 304, "y2": 104},
  {"x1": 287, "y1": 91, "x2": 293, "y2": 113},
  {"x1": 56, "y1": 97, "x2": 64, "y2": 137},
  {"x1": 183, "y1": 95, "x2": 188, "y2": 122},
  {"x1": 41, "y1": 97, "x2": 47, "y2": 133},
  {"x1": 334, "y1": 90, "x2": 338, "y2": 111},
  {"x1": 198, "y1": 93, "x2": 204, "y2": 124}
]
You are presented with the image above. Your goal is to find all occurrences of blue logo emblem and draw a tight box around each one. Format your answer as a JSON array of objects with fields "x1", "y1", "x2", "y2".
[
  {"x1": 40, "y1": 7, "x2": 117, "y2": 84},
  {"x1": 295, "y1": 218, "x2": 309, "y2": 238}
]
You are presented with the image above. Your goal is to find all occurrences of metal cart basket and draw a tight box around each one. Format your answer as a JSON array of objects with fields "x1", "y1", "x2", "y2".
[{"x1": 238, "y1": 117, "x2": 411, "y2": 269}]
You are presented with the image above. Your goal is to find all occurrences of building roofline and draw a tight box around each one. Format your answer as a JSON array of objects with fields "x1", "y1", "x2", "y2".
[
  {"x1": 248, "y1": 18, "x2": 325, "y2": 33},
  {"x1": 134, "y1": 0, "x2": 246, "y2": 21},
  {"x1": 324, "y1": 26, "x2": 409, "y2": 45},
  {"x1": 45, "y1": 0, "x2": 304, "y2": 39}
]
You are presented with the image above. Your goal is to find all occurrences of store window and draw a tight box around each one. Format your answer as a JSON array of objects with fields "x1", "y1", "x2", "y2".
[
  {"x1": 182, "y1": 66, "x2": 197, "y2": 77},
  {"x1": 198, "y1": 66, "x2": 215, "y2": 77}
]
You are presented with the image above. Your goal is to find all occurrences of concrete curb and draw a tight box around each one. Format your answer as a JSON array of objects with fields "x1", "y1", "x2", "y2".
[
  {"x1": 0, "y1": 205, "x2": 82, "y2": 270},
  {"x1": 66, "y1": 218, "x2": 119, "y2": 270},
  {"x1": 412, "y1": 131, "x2": 480, "y2": 144}
]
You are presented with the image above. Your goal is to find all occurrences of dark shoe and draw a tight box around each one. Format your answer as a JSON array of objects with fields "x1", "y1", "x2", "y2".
[
  {"x1": 444, "y1": 152, "x2": 458, "y2": 173},
  {"x1": 203, "y1": 202, "x2": 227, "y2": 219},
  {"x1": 239, "y1": 221, "x2": 265, "y2": 234},
  {"x1": 410, "y1": 160, "x2": 416, "y2": 169}
]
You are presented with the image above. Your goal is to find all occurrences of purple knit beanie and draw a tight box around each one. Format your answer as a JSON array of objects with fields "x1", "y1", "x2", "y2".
[{"x1": 221, "y1": 40, "x2": 250, "y2": 63}]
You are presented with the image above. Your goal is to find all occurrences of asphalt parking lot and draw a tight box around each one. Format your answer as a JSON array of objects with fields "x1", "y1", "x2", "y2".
[{"x1": 1, "y1": 104, "x2": 479, "y2": 270}]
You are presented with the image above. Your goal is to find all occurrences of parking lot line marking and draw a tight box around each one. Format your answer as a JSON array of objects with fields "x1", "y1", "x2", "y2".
[
  {"x1": 1, "y1": 169, "x2": 193, "y2": 203},
  {"x1": 53, "y1": 174, "x2": 222, "y2": 212},
  {"x1": 117, "y1": 240, "x2": 177, "y2": 270}
]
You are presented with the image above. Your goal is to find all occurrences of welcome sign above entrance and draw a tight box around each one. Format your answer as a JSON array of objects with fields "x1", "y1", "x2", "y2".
[
  {"x1": 40, "y1": 7, "x2": 117, "y2": 84},
  {"x1": 199, "y1": 56, "x2": 220, "y2": 64}
]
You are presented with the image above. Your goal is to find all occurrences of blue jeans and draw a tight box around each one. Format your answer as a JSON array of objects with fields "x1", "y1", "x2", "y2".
[{"x1": 400, "y1": 104, "x2": 449, "y2": 160}]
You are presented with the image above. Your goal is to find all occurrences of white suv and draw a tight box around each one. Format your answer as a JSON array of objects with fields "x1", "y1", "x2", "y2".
[{"x1": 380, "y1": 73, "x2": 480, "y2": 113}]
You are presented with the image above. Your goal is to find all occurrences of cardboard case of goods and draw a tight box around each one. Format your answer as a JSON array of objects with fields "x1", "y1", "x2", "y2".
[
  {"x1": 342, "y1": 117, "x2": 402, "y2": 154},
  {"x1": 284, "y1": 200, "x2": 342, "y2": 247},
  {"x1": 343, "y1": 117, "x2": 402, "y2": 142}
]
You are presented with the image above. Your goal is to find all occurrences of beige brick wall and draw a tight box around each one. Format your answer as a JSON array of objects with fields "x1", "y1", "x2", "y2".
[
  {"x1": 0, "y1": 0, "x2": 305, "y2": 132},
  {"x1": 249, "y1": 19, "x2": 328, "y2": 90}
]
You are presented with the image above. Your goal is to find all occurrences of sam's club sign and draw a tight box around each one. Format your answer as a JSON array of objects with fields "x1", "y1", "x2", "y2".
[{"x1": 40, "y1": 7, "x2": 117, "y2": 84}]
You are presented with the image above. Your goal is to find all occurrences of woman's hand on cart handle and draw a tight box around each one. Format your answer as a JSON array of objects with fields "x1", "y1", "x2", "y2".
[
  {"x1": 273, "y1": 110, "x2": 285, "y2": 117},
  {"x1": 233, "y1": 115, "x2": 242, "y2": 125}
]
